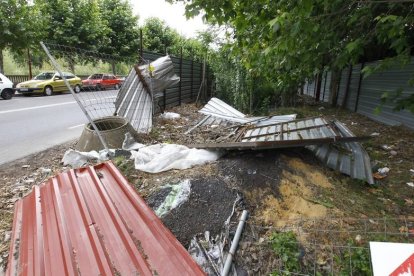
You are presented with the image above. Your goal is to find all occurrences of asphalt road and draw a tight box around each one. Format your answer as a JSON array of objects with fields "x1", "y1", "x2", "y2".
[{"x1": 0, "y1": 90, "x2": 118, "y2": 165}]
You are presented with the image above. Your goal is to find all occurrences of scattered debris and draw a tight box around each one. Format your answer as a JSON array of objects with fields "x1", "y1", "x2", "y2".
[
  {"x1": 21, "y1": 165, "x2": 30, "y2": 169},
  {"x1": 61, "y1": 149, "x2": 112, "y2": 168},
  {"x1": 381, "y1": 144, "x2": 392, "y2": 150},
  {"x1": 160, "y1": 112, "x2": 181, "y2": 120},
  {"x1": 374, "y1": 167, "x2": 390, "y2": 180},
  {"x1": 390, "y1": 150, "x2": 398, "y2": 156},
  {"x1": 370, "y1": 132, "x2": 380, "y2": 137},
  {"x1": 131, "y1": 144, "x2": 221, "y2": 173},
  {"x1": 122, "y1": 132, "x2": 145, "y2": 151},
  {"x1": 407, "y1": 182, "x2": 414, "y2": 188},
  {"x1": 318, "y1": 106, "x2": 325, "y2": 111}
]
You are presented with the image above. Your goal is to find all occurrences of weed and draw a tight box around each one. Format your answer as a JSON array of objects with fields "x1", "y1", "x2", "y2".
[{"x1": 270, "y1": 231, "x2": 301, "y2": 275}]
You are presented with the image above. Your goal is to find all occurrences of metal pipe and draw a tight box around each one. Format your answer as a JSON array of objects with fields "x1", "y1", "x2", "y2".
[
  {"x1": 221, "y1": 210, "x2": 248, "y2": 276},
  {"x1": 40, "y1": 42, "x2": 110, "y2": 152}
]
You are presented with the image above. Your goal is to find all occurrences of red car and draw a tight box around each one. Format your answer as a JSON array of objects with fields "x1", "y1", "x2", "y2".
[{"x1": 82, "y1": 73, "x2": 122, "y2": 91}]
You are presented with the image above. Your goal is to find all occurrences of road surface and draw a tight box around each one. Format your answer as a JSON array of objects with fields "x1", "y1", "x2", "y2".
[{"x1": 0, "y1": 90, "x2": 118, "y2": 165}]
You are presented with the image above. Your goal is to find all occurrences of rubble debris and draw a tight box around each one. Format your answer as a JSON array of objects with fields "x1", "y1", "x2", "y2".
[
  {"x1": 61, "y1": 148, "x2": 112, "y2": 168},
  {"x1": 122, "y1": 132, "x2": 145, "y2": 151},
  {"x1": 7, "y1": 161, "x2": 204, "y2": 275},
  {"x1": 130, "y1": 144, "x2": 221, "y2": 173},
  {"x1": 115, "y1": 55, "x2": 180, "y2": 133},
  {"x1": 373, "y1": 167, "x2": 390, "y2": 180},
  {"x1": 160, "y1": 112, "x2": 181, "y2": 120}
]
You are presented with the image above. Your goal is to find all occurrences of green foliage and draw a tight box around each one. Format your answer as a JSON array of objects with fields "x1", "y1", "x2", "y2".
[
  {"x1": 172, "y1": 0, "x2": 414, "y2": 111},
  {"x1": 98, "y1": 0, "x2": 139, "y2": 61},
  {"x1": 0, "y1": 0, "x2": 45, "y2": 72},
  {"x1": 269, "y1": 232, "x2": 301, "y2": 274},
  {"x1": 141, "y1": 17, "x2": 205, "y2": 61},
  {"x1": 336, "y1": 242, "x2": 372, "y2": 275}
]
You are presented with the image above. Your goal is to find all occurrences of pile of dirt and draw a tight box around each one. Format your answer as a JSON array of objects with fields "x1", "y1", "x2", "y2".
[{"x1": 148, "y1": 177, "x2": 237, "y2": 247}]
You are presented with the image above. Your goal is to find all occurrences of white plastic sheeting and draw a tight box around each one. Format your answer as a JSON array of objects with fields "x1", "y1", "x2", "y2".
[
  {"x1": 130, "y1": 144, "x2": 221, "y2": 173},
  {"x1": 160, "y1": 112, "x2": 181, "y2": 120}
]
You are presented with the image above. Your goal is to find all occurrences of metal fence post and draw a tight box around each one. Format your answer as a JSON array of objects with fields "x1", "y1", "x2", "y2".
[
  {"x1": 322, "y1": 71, "x2": 328, "y2": 101},
  {"x1": 315, "y1": 74, "x2": 322, "y2": 102},
  {"x1": 354, "y1": 62, "x2": 365, "y2": 112},
  {"x1": 179, "y1": 47, "x2": 183, "y2": 105},
  {"x1": 342, "y1": 65, "x2": 353, "y2": 109},
  {"x1": 190, "y1": 60, "x2": 194, "y2": 100}
]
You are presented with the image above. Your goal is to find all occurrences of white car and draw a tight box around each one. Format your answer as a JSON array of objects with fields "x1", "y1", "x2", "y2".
[{"x1": 0, "y1": 73, "x2": 14, "y2": 100}]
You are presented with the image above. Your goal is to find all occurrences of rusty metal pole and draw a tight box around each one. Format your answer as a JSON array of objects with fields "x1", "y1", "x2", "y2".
[{"x1": 27, "y1": 48, "x2": 32, "y2": 79}]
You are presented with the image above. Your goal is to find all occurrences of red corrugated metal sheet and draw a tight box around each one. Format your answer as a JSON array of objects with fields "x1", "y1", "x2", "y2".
[{"x1": 6, "y1": 161, "x2": 205, "y2": 276}]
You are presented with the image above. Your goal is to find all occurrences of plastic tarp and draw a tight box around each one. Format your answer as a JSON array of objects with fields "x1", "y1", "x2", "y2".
[
  {"x1": 155, "y1": 180, "x2": 191, "y2": 217},
  {"x1": 130, "y1": 144, "x2": 221, "y2": 173}
]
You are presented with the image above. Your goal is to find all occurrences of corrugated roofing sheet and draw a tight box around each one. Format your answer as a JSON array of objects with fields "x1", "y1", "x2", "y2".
[
  {"x1": 306, "y1": 121, "x2": 374, "y2": 184},
  {"x1": 187, "y1": 97, "x2": 296, "y2": 133},
  {"x1": 115, "y1": 67, "x2": 153, "y2": 133},
  {"x1": 6, "y1": 162, "x2": 205, "y2": 276},
  {"x1": 115, "y1": 56, "x2": 180, "y2": 133}
]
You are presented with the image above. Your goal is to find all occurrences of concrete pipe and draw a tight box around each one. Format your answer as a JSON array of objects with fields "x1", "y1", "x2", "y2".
[{"x1": 76, "y1": 116, "x2": 138, "y2": 152}]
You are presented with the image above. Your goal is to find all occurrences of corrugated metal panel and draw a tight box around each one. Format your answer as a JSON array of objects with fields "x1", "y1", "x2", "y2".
[
  {"x1": 115, "y1": 56, "x2": 180, "y2": 133},
  {"x1": 7, "y1": 162, "x2": 205, "y2": 276},
  {"x1": 322, "y1": 72, "x2": 331, "y2": 102},
  {"x1": 337, "y1": 67, "x2": 350, "y2": 106},
  {"x1": 241, "y1": 117, "x2": 338, "y2": 142},
  {"x1": 187, "y1": 98, "x2": 296, "y2": 133},
  {"x1": 346, "y1": 64, "x2": 363, "y2": 110},
  {"x1": 115, "y1": 67, "x2": 153, "y2": 133},
  {"x1": 200, "y1": 97, "x2": 246, "y2": 119},
  {"x1": 356, "y1": 59, "x2": 414, "y2": 129},
  {"x1": 306, "y1": 121, "x2": 374, "y2": 184}
]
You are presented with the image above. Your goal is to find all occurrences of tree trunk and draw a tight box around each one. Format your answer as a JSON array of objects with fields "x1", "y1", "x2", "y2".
[
  {"x1": 0, "y1": 49, "x2": 4, "y2": 74},
  {"x1": 329, "y1": 69, "x2": 341, "y2": 107},
  {"x1": 111, "y1": 61, "x2": 116, "y2": 75}
]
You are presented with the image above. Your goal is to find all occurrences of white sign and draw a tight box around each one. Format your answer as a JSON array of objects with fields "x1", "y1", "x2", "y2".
[{"x1": 370, "y1": 242, "x2": 414, "y2": 276}]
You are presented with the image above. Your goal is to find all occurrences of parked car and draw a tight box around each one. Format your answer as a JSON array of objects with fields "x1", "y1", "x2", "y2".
[
  {"x1": 82, "y1": 73, "x2": 122, "y2": 91},
  {"x1": 16, "y1": 72, "x2": 82, "y2": 96},
  {"x1": 0, "y1": 73, "x2": 15, "y2": 100}
]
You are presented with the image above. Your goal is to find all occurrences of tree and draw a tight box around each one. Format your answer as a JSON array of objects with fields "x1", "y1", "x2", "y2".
[
  {"x1": 98, "y1": 0, "x2": 140, "y2": 62},
  {"x1": 39, "y1": 0, "x2": 109, "y2": 71},
  {"x1": 171, "y1": 0, "x2": 414, "y2": 109},
  {"x1": 0, "y1": 0, "x2": 44, "y2": 73},
  {"x1": 141, "y1": 17, "x2": 181, "y2": 55}
]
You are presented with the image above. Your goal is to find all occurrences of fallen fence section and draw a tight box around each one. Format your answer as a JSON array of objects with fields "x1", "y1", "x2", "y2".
[
  {"x1": 115, "y1": 56, "x2": 180, "y2": 133},
  {"x1": 187, "y1": 98, "x2": 374, "y2": 184},
  {"x1": 6, "y1": 161, "x2": 204, "y2": 276}
]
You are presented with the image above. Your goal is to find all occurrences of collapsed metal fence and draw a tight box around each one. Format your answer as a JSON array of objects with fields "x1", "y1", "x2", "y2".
[{"x1": 37, "y1": 42, "x2": 213, "y2": 151}]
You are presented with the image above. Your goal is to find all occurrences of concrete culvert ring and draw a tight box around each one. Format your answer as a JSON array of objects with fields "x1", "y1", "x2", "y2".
[{"x1": 76, "y1": 116, "x2": 138, "y2": 152}]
